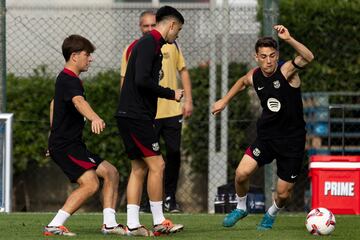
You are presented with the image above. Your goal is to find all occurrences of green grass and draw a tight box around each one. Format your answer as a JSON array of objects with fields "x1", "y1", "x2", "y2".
[{"x1": 0, "y1": 213, "x2": 359, "y2": 239}]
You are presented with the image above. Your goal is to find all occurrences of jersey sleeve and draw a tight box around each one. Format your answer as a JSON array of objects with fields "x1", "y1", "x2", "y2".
[
  {"x1": 120, "y1": 46, "x2": 128, "y2": 78},
  {"x1": 63, "y1": 78, "x2": 83, "y2": 102},
  {"x1": 135, "y1": 38, "x2": 174, "y2": 99}
]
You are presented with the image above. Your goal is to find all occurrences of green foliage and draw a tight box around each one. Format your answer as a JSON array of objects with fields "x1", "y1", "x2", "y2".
[
  {"x1": 182, "y1": 63, "x2": 251, "y2": 175},
  {"x1": 7, "y1": 67, "x2": 130, "y2": 179},
  {"x1": 7, "y1": 66, "x2": 54, "y2": 172},
  {"x1": 278, "y1": 0, "x2": 360, "y2": 91}
]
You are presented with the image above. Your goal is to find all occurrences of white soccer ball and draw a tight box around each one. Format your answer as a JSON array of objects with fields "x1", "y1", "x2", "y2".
[{"x1": 305, "y1": 208, "x2": 336, "y2": 235}]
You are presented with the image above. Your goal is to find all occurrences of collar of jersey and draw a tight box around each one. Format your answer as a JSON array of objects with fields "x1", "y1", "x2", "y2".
[
  {"x1": 150, "y1": 29, "x2": 166, "y2": 46},
  {"x1": 63, "y1": 68, "x2": 78, "y2": 78}
]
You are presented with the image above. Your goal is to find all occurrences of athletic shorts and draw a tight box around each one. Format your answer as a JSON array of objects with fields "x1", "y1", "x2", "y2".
[
  {"x1": 116, "y1": 117, "x2": 161, "y2": 160},
  {"x1": 49, "y1": 142, "x2": 103, "y2": 183},
  {"x1": 245, "y1": 136, "x2": 305, "y2": 183}
]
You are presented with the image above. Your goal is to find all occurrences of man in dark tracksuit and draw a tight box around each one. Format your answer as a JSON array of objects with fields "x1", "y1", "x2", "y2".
[{"x1": 116, "y1": 6, "x2": 185, "y2": 237}]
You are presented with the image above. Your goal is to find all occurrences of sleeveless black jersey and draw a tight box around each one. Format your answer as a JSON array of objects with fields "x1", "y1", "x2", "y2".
[{"x1": 252, "y1": 66, "x2": 306, "y2": 140}]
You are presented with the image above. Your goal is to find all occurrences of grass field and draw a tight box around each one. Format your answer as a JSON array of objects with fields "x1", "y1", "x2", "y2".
[{"x1": 0, "y1": 212, "x2": 359, "y2": 239}]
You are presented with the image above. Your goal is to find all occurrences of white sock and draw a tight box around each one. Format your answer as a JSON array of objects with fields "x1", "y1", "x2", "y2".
[
  {"x1": 127, "y1": 204, "x2": 141, "y2": 229},
  {"x1": 150, "y1": 201, "x2": 165, "y2": 225},
  {"x1": 268, "y1": 201, "x2": 282, "y2": 217},
  {"x1": 236, "y1": 194, "x2": 247, "y2": 211},
  {"x1": 48, "y1": 209, "x2": 71, "y2": 227},
  {"x1": 103, "y1": 208, "x2": 118, "y2": 228}
]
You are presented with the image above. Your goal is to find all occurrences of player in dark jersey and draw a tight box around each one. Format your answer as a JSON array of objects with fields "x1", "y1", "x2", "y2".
[
  {"x1": 212, "y1": 25, "x2": 314, "y2": 230},
  {"x1": 116, "y1": 6, "x2": 184, "y2": 237},
  {"x1": 44, "y1": 35, "x2": 125, "y2": 237}
]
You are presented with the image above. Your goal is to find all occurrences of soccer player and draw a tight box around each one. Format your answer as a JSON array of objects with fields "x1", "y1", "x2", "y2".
[
  {"x1": 116, "y1": 6, "x2": 185, "y2": 236},
  {"x1": 44, "y1": 35, "x2": 125, "y2": 236},
  {"x1": 212, "y1": 25, "x2": 314, "y2": 230},
  {"x1": 120, "y1": 10, "x2": 193, "y2": 213}
]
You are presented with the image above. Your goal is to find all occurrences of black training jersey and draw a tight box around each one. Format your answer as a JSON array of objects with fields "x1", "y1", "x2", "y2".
[
  {"x1": 49, "y1": 68, "x2": 85, "y2": 149},
  {"x1": 253, "y1": 66, "x2": 306, "y2": 140},
  {"x1": 116, "y1": 29, "x2": 175, "y2": 120}
]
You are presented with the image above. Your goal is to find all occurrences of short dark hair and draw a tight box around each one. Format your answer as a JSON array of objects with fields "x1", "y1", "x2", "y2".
[
  {"x1": 156, "y1": 5, "x2": 184, "y2": 24},
  {"x1": 255, "y1": 37, "x2": 278, "y2": 53},
  {"x1": 62, "y1": 34, "x2": 95, "y2": 61}
]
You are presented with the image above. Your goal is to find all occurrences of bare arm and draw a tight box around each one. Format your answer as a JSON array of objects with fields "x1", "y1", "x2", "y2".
[
  {"x1": 211, "y1": 70, "x2": 253, "y2": 115},
  {"x1": 179, "y1": 68, "x2": 193, "y2": 118},
  {"x1": 49, "y1": 99, "x2": 54, "y2": 128},
  {"x1": 72, "y1": 96, "x2": 105, "y2": 134},
  {"x1": 120, "y1": 46, "x2": 127, "y2": 92},
  {"x1": 120, "y1": 76, "x2": 124, "y2": 90},
  {"x1": 274, "y1": 25, "x2": 315, "y2": 79}
]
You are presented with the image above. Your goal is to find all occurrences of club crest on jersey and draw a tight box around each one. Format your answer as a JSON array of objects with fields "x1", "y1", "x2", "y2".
[
  {"x1": 158, "y1": 69, "x2": 164, "y2": 81},
  {"x1": 163, "y1": 52, "x2": 170, "y2": 59},
  {"x1": 273, "y1": 80, "x2": 280, "y2": 89},
  {"x1": 253, "y1": 148, "x2": 261, "y2": 157},
  {"x1": 267, "y1": 97, "x2": 281, "y2": 112},
  {"x1": 152, "y1": 142, "x2": 160, "y2": 151}
]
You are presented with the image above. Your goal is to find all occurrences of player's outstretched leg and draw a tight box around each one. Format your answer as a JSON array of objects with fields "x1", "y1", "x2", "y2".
[
  {"x1": 257, "y1": 212, "x2": 276, "y2": 230},
  {"x1": 223, "y1": 209, "x2": 248, "y2": 227}
]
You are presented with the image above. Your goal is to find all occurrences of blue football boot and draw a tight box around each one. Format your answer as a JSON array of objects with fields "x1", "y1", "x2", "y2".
[
  {"x1": 257, "y1": 212, "x2": 276, "y2": 230},
  {"x1": 223, "y1": 209, "x2": 248, "y2": 227}
]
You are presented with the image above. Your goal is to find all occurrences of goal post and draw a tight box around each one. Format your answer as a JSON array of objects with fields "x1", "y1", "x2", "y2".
[{"x1": 0, "y1": 113, "x2": 13, "y2": 213}]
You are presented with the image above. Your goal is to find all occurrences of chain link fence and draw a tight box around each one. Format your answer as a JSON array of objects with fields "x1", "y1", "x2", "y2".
[{"x1": 5, "y1": 1, "x2": 313, "y2": 213}]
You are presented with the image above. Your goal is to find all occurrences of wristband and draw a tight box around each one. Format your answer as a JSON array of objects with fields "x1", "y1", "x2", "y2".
[{"x1": 292, "y1": 59, "x2": 305, "y2": 70}]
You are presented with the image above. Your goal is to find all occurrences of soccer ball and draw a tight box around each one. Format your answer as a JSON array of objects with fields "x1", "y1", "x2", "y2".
[{"x1": 305, "y1": 208, "x2": 336, "y2": 235}]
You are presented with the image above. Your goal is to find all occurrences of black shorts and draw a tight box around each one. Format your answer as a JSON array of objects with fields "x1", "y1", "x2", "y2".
[
  {"x1": 117, "y1": 117, "x2": 161, "y2": 160},
  {"x1": 245, "y1": 136, "x2": 305, "y2": 183},
  {"x1": 49, "y1": 143, "x2": 103, "y2": 183}
]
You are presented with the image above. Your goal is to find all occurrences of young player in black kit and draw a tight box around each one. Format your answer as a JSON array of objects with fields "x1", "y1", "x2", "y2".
[
  {"x1": 44, "y1": 35, "x2": 125, "y2": 236},
  {"x1": 116, "y1": 6, "x2": 184, "y2": 237},
  {"x1": 212, "y1": 25, "x2": 314, "y2": 230}
]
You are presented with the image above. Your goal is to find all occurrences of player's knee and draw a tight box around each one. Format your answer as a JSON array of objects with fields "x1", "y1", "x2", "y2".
[
  {"x1": 132, "y1": 166, "x2": 148, "y2": 178},
  {"x1": 235, "y1": 169, "x2": 249, "y2": 184},
  {"x1": 277, "y1": 190, "x2": 292, "y2": 202},
  {"x1": 105, "y1": 165, "x2": 120, "y2": 182},
  {"x1": 84, "y1": 178, "x2": 100, "y2": 195},
  {"x1": 148, "y1": 161, "x2": 165, "y2": 177}
]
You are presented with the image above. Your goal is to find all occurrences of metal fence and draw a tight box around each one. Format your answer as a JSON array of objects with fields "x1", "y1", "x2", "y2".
[{"x1": 5, "y1": 1, "x2": 315, "y2": 213}]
